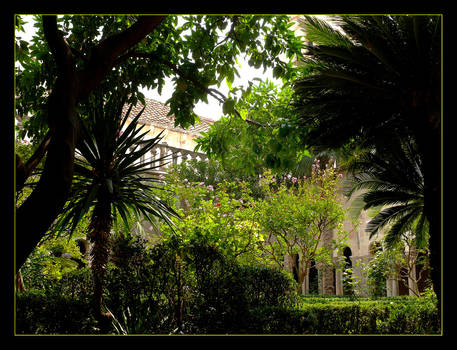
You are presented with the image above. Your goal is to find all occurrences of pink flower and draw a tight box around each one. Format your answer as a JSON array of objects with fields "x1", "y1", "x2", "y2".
[
  {"x1": 337, "y1": 174, "x2": 343, "y2": 178},
  {"x1": 291, "y1": 177, "x2": 298, "y2": 184},
  {"x1": 148, "y1": 225, "x2": 153, "y2": 231},
  {"x1": 207, "y1": 185, "x2": 214, "y2": 192}
]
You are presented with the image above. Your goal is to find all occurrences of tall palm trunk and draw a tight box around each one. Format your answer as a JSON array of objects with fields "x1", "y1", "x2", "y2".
[
  {"x1": 413, "y1": 106, "x2": 441, "y2": 309},
  {"x1": 87, "y1": 195, "x2": 113, "y2": 320},
  {"x1": 421, "y1": 135, "x2": 441, "y2": 310}
]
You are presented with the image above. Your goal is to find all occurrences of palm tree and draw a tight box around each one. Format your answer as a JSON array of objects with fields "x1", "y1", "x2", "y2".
[
  {"x1": 345, "y1": 135, "x2": 428, "y2": 250},
  {"x1": 290, "y1": 15, "x2": 441, "y2": 301},
  {"x1": 51, "y1": 91, "x2": 179, "y2": 320}
]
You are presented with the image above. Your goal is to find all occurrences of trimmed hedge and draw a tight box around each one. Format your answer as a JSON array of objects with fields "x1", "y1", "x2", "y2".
[
  {"x1": 245, "y1": 297, "x2": 440, "y2": 334},
  {"x1": 16, "y1": 292, "x2": 439, "y2": 335}
]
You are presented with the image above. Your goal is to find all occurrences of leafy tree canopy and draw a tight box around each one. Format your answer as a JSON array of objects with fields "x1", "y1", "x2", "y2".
[
  {"x1": 195, "y1": 79, "x2": 313, "y2": 176},
  {"x1": 15, "y1": 14, "x2": 305, "y2": 144}
]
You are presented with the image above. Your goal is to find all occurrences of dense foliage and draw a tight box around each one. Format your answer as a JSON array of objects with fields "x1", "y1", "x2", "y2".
[
  {"x1": 15, "y1": 15, "x2": 441, "y2": 336},
  {"x1": 16, "y1": 236, "x2": 439, "y2": 335},
  {"x1": 159, "y1": 159, "x2": 349, "y2": 280},
  {"x1": 17, "y1": 237, "x2": 296, "y2": 334},
  {"x1": 14, "y1": 14, "x2": 305, "y2": 278}
]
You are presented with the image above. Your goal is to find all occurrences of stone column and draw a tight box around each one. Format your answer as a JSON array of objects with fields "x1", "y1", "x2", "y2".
[
  {"x1": 386, "y1": 277, "x2": 399, "y2": 296},
  {"x1": 181, "y1": 152, "x2": 189, "y2": 164},
  {"x1": 335, "y1": 269, "x2": 343, "y2": 295},
  {"x1": 408, "y1": 264, "x2": 419, "y2": 296},
  {"x1": 302, "y1": 267, "x2": 310, "y2": 295},
  {"x1": 284, "y1": 254, "x2": 295, "y2": 275},
  {"x1": 407, "y1": 246, "x2": 419, "y2": 296},
  {"x1": 320, "y1": 228, "x2": 335, "y2": 295},
  {"x1": 321, "y1": 264, "x2": 335, "y2": 295},
  {"x1": 151, "y1": 148, "x2": 159, "y2": 169},
  {"x1": 159, "y1": 146, "x2": 166, "y2": 170}
]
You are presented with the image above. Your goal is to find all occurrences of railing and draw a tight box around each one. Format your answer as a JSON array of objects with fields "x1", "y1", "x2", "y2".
[{"x1": 131, "y1": 143, "x2": 208, "y2": 174}]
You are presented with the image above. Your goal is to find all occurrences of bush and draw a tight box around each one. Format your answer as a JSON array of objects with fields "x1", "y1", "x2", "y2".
[
  {"x1": 245, "y1": 296, "x2": 439, "y2": 334},
  {"x1": 16, "y1": 290, "x2": 98, "y2": 334},
  {"x1": 104, "y1": 236, "x2": 296, "y2": 334},
  {"x1": 15, "y1": 236, "x2": 439, "y2": 335}
]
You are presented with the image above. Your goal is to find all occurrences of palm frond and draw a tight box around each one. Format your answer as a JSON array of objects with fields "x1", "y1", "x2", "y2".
[
  {"x1": 366, "y1": 204, "x2": 412, "y2": 237},
  {"x1": 384, "y1": 206, "x2": 422, "y2": 248},
  {"x1": 298, "y1": 15, "x2": 353, "y2": 48},
  {"x1": 362, "y1": 190, "x2": 422, "y2": 209}
]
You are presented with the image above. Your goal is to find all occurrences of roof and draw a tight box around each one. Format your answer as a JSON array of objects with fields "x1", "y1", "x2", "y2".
[{"x1": 124, "y1": 97, "x2": 214, "y2": 136}]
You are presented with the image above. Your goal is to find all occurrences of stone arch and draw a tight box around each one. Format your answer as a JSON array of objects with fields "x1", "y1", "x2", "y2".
[{"x1": 343, "y1": 246, "x2": 352, "y2": 267}]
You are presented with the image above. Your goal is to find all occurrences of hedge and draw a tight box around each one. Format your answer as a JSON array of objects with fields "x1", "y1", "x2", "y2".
[
  {"x1": 245, "y1": 297, "x2": 440, "y2": 335},
  {"x1": 16, "y1": 292, "x2": 439, "y2": 335},
  {"x1": 15, "y1": 238, "x2": 440, "y2": 335}
]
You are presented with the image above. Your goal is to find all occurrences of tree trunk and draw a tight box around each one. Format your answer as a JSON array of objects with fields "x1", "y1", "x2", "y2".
[
  {"x1": 16, "y1": 80, "x2": 79, "y2": 270},
  {"x1": 16, "y1": 270, "x2": 26, "y2": 292},
  {"x1": 88, "y1": 197, "x2": 113, "y2": 321},
  {"x1": 412, "y1": 101, "x2": 441, "y2": 319}
]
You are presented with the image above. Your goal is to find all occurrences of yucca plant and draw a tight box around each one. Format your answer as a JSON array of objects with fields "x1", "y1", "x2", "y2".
[
  {"x1": 345, "y1": 135, "x2": 428, "y2": 250},
  {"x1": 51, "y1": 92, "x2": 179, "y2": 321}
]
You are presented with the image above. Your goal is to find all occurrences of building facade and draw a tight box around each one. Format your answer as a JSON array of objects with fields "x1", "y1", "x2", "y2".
[{"x1": 123, "y1": 98, "x2": 213, "y2": 171}]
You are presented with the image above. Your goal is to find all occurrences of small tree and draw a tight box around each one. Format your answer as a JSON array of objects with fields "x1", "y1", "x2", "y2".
[
  {"x1": 249, "y1": 163, "x2": 348, "y2": 293},
  {"x1": 159, "y1": 170, "x2": 261, "y2": 264},
  {"x1": 360, "y1": 233, "x2": 431, "y2": 297}
]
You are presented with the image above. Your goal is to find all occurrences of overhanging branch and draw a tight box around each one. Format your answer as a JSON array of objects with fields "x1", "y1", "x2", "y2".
[{"x1": 115, "y1": 51, "x2": 272, "y2": 128}]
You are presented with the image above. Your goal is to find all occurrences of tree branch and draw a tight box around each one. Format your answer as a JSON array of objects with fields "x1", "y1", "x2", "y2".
[
  {"x1": 16, "y1": 130, "x2": 54, "y2": 192},
  {"x1": 42, "y1": 16, "x2": 74, "y2": 76},
  {"x1": 77, "y1": 16, "x2": 167, "y2": 99},
  {"x1": 115, "y1": 51, "x2": 271, "y2": 128}
]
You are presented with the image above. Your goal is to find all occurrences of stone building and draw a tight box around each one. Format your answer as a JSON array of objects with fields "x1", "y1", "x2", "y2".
[{"x1": 123, "y1": 97, "x2": 213, "y2": 171}]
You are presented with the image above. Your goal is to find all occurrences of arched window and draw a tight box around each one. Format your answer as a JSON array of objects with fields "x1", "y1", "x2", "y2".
[
  {"x1": 343, "y1": 246, "x2": 352, "y2": 268},
  {"x1": 309, "y1": 259, "x2": 318, "y2": 294},
  {"x1": 342, "y1": 246, "x2": 353, "y2": 295}
]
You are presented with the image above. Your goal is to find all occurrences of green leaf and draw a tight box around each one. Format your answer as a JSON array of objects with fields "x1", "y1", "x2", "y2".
[
  {"x1": 106, "y1": 178, "x2": 114, "y2": 194},
  {"x1": 222, "y1": 98, "x2": 235, "y2": 116},
  {"x1": 226, "y1": 76, "x2": 233, "y2": 90}
]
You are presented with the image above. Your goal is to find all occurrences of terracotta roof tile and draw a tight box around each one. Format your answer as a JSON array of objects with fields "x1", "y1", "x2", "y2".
[{"x1": 123, "y1": 97, "x2": 213, "y2": 135}]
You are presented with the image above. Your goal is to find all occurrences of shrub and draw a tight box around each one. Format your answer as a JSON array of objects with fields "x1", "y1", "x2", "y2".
[
  {"x1": 104, "y1": 236, "x2": 296, "y2": 334},
  {"x1": 245, "y1": 296, "x2": 439, "y2": 334},
  {"x1": 15, "y1": 236, "x2": 439, "y2": 335},
  {"x1": 16, "y1": 290, "x2": 98, "y2": 334}
]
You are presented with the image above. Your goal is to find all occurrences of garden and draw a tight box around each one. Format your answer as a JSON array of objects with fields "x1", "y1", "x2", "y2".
[{"x1": 14, "y1": 14, "x2": 441, "y2": 336}]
